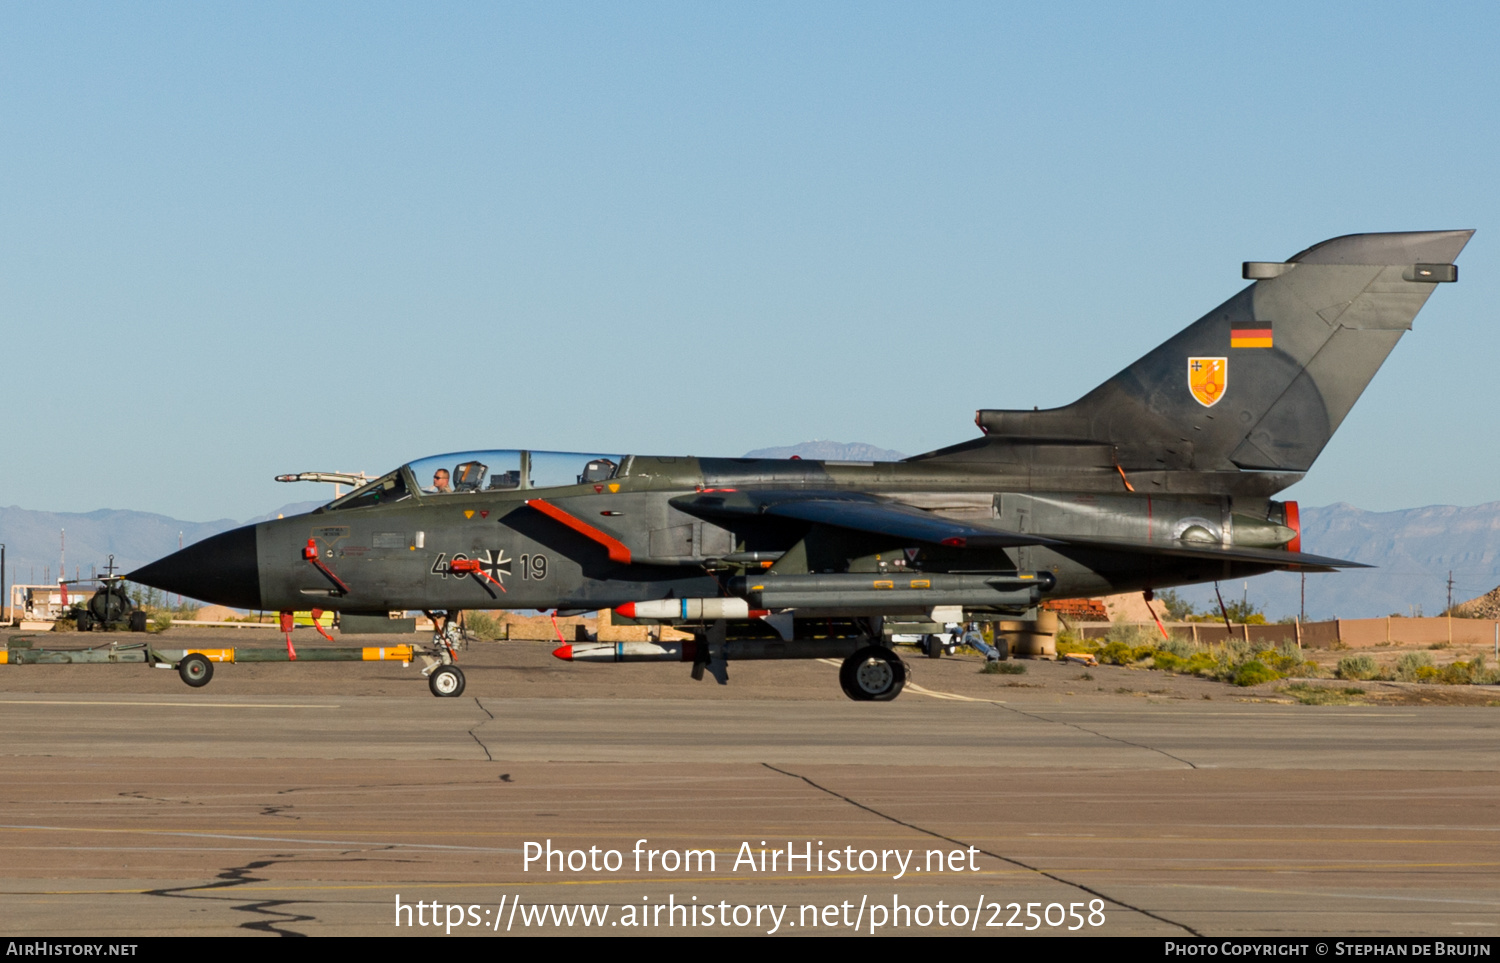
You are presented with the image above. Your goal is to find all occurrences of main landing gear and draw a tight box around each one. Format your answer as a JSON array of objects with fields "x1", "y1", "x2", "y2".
[{"x1": 838, "y1": 645, "x2": 907, "y2": 702}]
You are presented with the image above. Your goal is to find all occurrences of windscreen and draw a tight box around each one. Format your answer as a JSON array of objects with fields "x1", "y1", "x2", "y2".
[{"x1": 324, "y1": 470, "x2": 410, "y2": 511}]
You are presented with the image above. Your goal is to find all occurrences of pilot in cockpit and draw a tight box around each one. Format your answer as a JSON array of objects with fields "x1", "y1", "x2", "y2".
[{"x1": 424, "y1": 468, "x2": 453, "y2": 494}]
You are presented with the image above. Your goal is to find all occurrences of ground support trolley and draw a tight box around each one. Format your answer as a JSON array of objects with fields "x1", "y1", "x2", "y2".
[{"x1": 2, "y1": 635, "x2": 469, "y2": 698}]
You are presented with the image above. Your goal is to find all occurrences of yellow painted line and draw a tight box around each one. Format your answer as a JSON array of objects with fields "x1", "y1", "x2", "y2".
[
  {"x1": 905, "y1": 683, "x2": 996, "y2": 703},
  {"x1": 0, "y1": 700, "x2": 339, "y2": 709},
  {"x1": 815, "y1": 658, "x2": 1003, "y2": 703}
]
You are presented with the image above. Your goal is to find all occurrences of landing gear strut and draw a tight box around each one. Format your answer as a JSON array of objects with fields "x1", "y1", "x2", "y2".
[{"x1": 419, "y1": 610, "x2": 467, "y2": 697}]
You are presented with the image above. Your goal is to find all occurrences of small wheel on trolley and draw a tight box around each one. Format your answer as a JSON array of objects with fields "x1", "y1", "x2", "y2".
[{"x1": 178, "y1": 653, "x2": 214, "y2": 688}]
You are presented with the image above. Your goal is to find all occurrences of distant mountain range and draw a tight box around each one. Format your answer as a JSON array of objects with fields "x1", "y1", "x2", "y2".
[
  {"x1": 1172, "y1": 501, "x2": 1500, "y2": 621},
  {"x1": 2, "y1": 443, "x2": 1495, "y2": 620},
  {"x1": 0, "y1": 501, "x2": 322, "y2": 586}
]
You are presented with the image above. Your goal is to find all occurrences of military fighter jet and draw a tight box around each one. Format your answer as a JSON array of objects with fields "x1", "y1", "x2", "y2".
[{"x1": 131, "y1": 230, "x2": 1472, "y2": 700}]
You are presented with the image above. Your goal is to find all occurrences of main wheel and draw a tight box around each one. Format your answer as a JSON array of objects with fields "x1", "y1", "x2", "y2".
[
  {"x1": 922, "y1": 635, "x2": 944, "y2": 659},
  {"x1": 839, "y1": 646, "x2": 907, "y2": 702},
  {"x1": 178, "y1": 653, "x2": 214, "y2": 688},
  {"x1": 429, "y1": 664, "x2": 466, "y2": 697}
]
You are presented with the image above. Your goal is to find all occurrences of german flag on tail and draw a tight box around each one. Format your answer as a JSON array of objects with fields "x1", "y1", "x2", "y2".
[{"x1": 1230, "y1": 321, "x2": 1273, "y2": 348}]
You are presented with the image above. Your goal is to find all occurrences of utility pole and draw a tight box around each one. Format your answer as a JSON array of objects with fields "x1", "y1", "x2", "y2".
[
  {"x1": 1300, "y1": 572, "x2": 1306, "y2": 623},
  {"x1": 1446, "y1": 570, "x2": 1454, "y2": 614}
]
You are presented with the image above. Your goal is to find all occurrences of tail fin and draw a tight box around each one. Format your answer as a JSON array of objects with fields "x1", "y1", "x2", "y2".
[{"x1": 959, "y1": 230, "x2": 1472, "y2": 473}]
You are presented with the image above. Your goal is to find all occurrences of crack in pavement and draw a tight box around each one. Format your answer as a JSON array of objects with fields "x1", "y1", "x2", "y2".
[
  {"x1": 469, "y1": 697, "x2": 496, "y2": 762},
  {"x1": 118, "y1": 791, "x2": 204, "y2": 806},
  {"x1": 144, "y1": 855, "x2": 319, "y2": 936},
  {"x1": 872, "y1": 673, "x2": 1200, "y2": 770},
  {"x1": 988, "y1": 702, "x2": 1201, "y2": 770},
  {"x1": 144, "y1": 849, "x2": 425, "y2": 936},
  {"x1": 762, "y1": 762, "x2": 1201, "y2": 937}
]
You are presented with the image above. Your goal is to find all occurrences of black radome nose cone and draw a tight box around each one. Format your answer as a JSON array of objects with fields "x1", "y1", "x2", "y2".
[{"x1": 130, "y1": 524, "x2": 262, "y2": 609}]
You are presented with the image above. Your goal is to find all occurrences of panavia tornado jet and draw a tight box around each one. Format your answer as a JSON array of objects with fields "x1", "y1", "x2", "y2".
[{"x1": 132, "y1": 230, "x2": 1472, "y2": 699}]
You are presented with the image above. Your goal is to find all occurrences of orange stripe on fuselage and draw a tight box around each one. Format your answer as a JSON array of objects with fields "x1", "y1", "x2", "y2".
[{"x1": 526, "y1": 499, "x2": 633, "y2": 564}]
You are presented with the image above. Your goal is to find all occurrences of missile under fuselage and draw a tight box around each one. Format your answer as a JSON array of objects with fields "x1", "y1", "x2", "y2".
[
  {"x1": 727, "y1": 572, "x2": 1051, "y2": 613},
  {"x1": 612, "y1": 572, "x2": 1054, "y2": 624},
  {"x1": 615, "y1": 599, "x2": 766, "y2": 620},
  {"x1": 553, "y1": 639, "x2": 866, "y2": 663}
]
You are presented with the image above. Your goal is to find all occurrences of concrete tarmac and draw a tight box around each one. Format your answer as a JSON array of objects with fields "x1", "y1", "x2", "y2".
[{"x1": 1, "y1": 632, "x2": 1497, "y2": 937}]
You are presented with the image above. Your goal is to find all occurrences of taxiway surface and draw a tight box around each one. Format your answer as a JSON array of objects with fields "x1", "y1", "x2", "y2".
[{"x1": 1, "y1": 631, "x2": 1496, "y2": 937}]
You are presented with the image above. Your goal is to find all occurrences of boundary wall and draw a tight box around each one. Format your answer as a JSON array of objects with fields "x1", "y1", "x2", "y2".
[{"x1": 1077, "y1": 616, "x2": 1500, "y2": 649}]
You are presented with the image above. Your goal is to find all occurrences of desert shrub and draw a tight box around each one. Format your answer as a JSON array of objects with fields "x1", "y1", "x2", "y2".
[
  {"x1": 1232, "y1": 660, "x2": 1278, "y2": 687},
  {"x1": 1468, "y1": 655, "x2": 1500, "y2": 685},
  {"x1": 1257, "y1": 647, "x2": 1307, "y2": 675},
  {"x1": 1336, "y1": 655, "x2": 1379, "y2": 681},
  {"x1": 464, "y1": 612, "x2": 507, "y2": 641},
  {"x1": 1103, "y1": 624, "x2": 1161, "y2": 647},
  {"x1": 1282, "y1": 683, "x2": 1367, "y2": 705},
  {"x1": 1439, "y1": 661, "x2": 1476, "y2": 685},
  {"x1": 1223, "y1": 637, "x2": 1253, "y2": 662},
  {"x1": 1152, "y1": 649, "x2": 1218, "y2": 675},
  {"x1": 1152, "y1": 650, "x2": 1185, "y2": 671},
  {"x1": 1158, "y1": 637, "x2": 1197, "y2": 659},
  {"x1": 1054, "y1": 634, "x2": 1099, "y2": 656},
  {"x1": 1097, "y1": 640, "x2": 1156, "y2": 665},
  {"x1": 1395, "y1": 651, "x2": 1434, "y2": 682}
]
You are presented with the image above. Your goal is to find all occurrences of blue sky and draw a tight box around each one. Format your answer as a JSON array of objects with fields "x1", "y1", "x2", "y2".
[{"x1": 2, "y1": 2, "x2": 1496, "y2": 521}]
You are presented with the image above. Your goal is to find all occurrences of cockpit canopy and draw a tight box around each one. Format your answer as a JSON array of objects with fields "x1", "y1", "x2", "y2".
[{"x1": 323, "y1": 450, "x2": 626, "y2": 511}]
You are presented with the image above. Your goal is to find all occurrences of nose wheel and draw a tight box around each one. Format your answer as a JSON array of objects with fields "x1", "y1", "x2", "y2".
[
  {"x1": 839, "y1": 646, "x2": 906, "y2": 702},
  {"x1": 428, "y1": 664, "x2": 466, "y2": 697}
]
